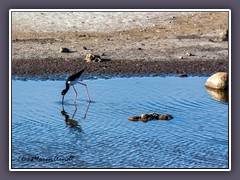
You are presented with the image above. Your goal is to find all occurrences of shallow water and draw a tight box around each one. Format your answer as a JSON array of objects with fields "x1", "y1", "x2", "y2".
[{"x1": 11, "y1": 76, "x2": 229, "y2": 169}]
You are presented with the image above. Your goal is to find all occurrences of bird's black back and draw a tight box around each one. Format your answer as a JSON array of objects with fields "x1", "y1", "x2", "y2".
[{"x1": 67, "y1": 67, "x2": 86, "y2": 82}]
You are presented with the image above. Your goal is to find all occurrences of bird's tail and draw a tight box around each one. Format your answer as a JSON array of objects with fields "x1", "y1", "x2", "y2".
[{"x1": 77, "y1": 66, "x2": 87, "y2": 76}]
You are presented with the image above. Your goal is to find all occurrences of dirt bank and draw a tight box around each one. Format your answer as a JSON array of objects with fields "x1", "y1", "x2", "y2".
[{"x1": 11, "y1": 11, "x2": 229, "y2": 79}]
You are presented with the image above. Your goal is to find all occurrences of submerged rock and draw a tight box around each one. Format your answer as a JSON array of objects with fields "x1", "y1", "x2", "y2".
[
  {"x1": 148, "y1": 112, "x2": 159, "y2": 119},
  {"x1": 158, "y1": 114, "x2": 173, "y2": 120},
  {"x1": 140, "y1": 114, "x2": 150, "y2": 119},
  {"x1": 205, "y1": 72, "x2": 228, "y2": 90},
  {"x1": 128, "y1": 116, "x2": 140, "y2": 121},
  {"x1": 128, "y1": 112, "x2": 173, "y2": 122}
]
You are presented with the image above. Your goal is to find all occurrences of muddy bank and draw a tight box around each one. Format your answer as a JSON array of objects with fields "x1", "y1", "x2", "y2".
[
  {"x1": 11, "y1": 11, "x2": 229, "y2": 80},
  {"x1": 12, "y1": 58, "x2": 228, "y2": 80}
]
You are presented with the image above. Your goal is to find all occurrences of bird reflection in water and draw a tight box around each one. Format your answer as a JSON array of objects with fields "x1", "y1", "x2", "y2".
[{"x1": 61, "y1": 101, "x2": 91, "y2": 130}]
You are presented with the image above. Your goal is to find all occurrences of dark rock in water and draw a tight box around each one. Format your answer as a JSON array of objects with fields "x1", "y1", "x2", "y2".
[
  {"x1": 141, "y1": 114, "x2": 150, "y2": 119},
  {"x1": 158, "y1": 114, "x2": 173, "y2": 120},
  {"x1": 148, "y1": 112, "x2": 159, "y2": 119},
  {"x1": 178, "y1": 73, "x2": 188, "y2": 77},
  {"x1": 128, "y1": 116, "x2": 140, "y2": 121},
  {"x1": 140, "y1": 118, "x2": 149, "y2": 123},
  {"x1": 60, "y1": 47, "x2": 70, "y2": 53},
  {"x1": 129, "y1": 112, "x2": 173, "y2": 122}
]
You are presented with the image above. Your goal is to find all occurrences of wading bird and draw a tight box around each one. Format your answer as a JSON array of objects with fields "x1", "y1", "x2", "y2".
[{"x1": 61, "y1": 67, "x2": 91, "y2": 104}]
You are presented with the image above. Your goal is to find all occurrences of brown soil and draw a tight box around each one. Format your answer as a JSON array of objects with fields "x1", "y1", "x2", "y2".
[{"x1": 11, "y1": 11, "x2": 229, "y2": 80}]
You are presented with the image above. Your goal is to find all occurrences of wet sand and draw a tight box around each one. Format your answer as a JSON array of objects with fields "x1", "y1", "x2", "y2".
[{"x1": 11, "y1": 11, "x2": 229, "y2": 79}]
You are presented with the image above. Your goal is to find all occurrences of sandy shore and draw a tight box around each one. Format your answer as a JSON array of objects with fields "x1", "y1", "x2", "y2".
[{"x1": 11, "y1": 11, "x2": 229, "y2": 79}]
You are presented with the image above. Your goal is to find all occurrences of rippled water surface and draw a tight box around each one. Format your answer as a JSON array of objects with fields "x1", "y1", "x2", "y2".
[{"x1": 12, "y1": 76, "x2": 229, "y2": 169}]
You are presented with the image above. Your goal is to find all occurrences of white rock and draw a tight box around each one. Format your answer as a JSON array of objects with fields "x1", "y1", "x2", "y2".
[{"x1": 205, "y1": 72, "x2": 228, "y2": 90}]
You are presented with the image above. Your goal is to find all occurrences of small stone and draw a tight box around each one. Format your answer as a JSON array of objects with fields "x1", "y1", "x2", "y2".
[
  {"x1": 138, "y1": 48, "x2": 142, "y2": 50},
  {"x1": 60, "y1": 47, "x2": 70, "y2": 53},
  {"x1": 158, "y1": 114, "x2": 173, "y2": 120},
  {"x1": 83, "y1": 46, "x2": 87, "y2": 50},
  {"x1": 219, "y1": 29, "x2": 228, "y2": 41},
  {"x1": 179, "y1": 56, "x2": 183, "y2": 59},
  {"x1": 186, "y1": 52, "x2": 193, "y2": 56},
  {"x1": 85, "y1": 53, "x2": 102, "y2": 63},
  {"x1": 178, "y1": 73, "x2": 188, "y2": 78}
]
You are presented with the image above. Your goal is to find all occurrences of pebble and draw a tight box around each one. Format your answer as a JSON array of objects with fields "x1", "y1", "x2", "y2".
[
  {"x1": 219, "y1": 29, "x2": 228, "y2": 41},
  {"x1": 178, "y1": 73, "x2": 188, "y2": 78},
  {"x1": 60, "y1": 47, "x2": 70, "y2": 53},
  {"x1": 185, "y1": 52, "x2": 193, "y2": 56},
  {"x1": 85, "y1": 53, "x2": 102, "y2": 62}
]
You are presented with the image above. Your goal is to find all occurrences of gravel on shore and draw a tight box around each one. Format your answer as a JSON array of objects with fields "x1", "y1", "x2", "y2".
[
  {"x1": 12, "y1": 58, "x2": 228, "y2": 80},
  {"x1": 11, "y1": 11, "x2": 229, "y2": 80}
]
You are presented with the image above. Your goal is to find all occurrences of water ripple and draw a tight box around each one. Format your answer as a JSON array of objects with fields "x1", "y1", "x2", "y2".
[{"x1": 11, "y1": 77, "x2": 229, "y2": 168}]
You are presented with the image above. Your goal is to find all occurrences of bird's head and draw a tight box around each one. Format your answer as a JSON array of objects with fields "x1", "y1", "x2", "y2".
[{"x1": 61, "y1": 89, "x2": 68, "y2": 96}]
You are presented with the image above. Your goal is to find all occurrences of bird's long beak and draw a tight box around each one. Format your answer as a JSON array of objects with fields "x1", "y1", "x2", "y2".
[{"x1": 62, "y1": 95, "x2": 65, "y2": 105}]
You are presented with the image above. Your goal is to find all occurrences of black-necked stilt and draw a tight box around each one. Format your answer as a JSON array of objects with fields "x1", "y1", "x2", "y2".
[{"x1": 61, "y1": 67, "x2": 91, "y2": 104}]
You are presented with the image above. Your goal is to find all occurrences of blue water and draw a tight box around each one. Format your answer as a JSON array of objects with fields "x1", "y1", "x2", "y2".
[{"x1": 11, "y1": 76, "x2": 229, "y2": 169}]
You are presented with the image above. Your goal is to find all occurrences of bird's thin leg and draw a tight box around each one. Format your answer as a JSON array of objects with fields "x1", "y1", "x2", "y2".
[
  {"x1": 72, "y1": 103, "x2": 78, "y2": 119},
  {"x1": 62, "y1": 95, "x2": 65, "y2": 106},
  {"x1": 83, "y1": 101, "x2": 91, "y2": 119},
  {"x1": 78, "y1": 82, "x2": 91, "y2": 102},
  {"x1": 73, "y1": 85, "x2": 78, "y2": 104}
]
